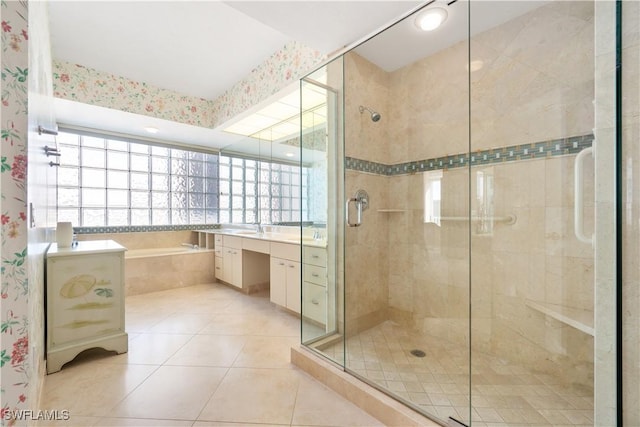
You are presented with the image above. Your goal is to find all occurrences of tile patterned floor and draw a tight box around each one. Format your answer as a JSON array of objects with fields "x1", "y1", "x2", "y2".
[
  {"x1": 38, "y1": 284, "x2": 384, "y2": 427},
  {"x1": 320, "y1": 321, "x2": 594, "y2": 427}
]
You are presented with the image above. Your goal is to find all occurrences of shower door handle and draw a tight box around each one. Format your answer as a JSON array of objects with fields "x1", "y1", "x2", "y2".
[
  {"x1": 346, "y1": 197, "x2": 362, "y2": 227},
  {"x1": 346, "y1": 189, "x2": 370, "y2": 228},
  {"x1": 574, "y1": 145, "x2": 594, "y2": 246}
]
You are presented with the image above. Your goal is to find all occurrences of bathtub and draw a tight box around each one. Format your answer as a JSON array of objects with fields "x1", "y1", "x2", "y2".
[
  {"x1": 125, "y1": 246, "x2": 199, "y2": 259},
  {"x1": 124, "y1": 247, "x2": 215, "y2": 296}
]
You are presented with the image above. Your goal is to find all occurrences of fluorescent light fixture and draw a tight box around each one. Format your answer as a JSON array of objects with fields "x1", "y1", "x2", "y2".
[
  {"x1": 223, "y1": 87, "x2": 327, "y2": 142},
  {"x1": 415, "y1": 7, "x2": 448, "y2": 31},
  {"x1": 224, "y1": 99, "x2": 300, "y2": 139},
  {"x1": 144, "y1": 126, "x2": 159, "y2": 134}
]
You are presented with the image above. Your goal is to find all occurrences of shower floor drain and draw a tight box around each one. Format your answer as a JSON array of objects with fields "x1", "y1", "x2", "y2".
[{"x1": 410, "y1": 349, "x2": 426, "y2": 358}]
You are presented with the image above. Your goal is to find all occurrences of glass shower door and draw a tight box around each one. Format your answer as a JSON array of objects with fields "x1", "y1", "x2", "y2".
[
  {"x1": 469, "y1": 1, "x2": 616, "y2": 425},
  {"x1": 340, "y1": 3, "x2": 472, "y2": 425},
  {"x1": 300, "y1": 58, "x2": 343, "y2": 355}
]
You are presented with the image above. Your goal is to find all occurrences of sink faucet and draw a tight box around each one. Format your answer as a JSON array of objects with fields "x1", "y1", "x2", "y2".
[
  {"x1": 255, "y1": 222, "x2": 264, "y2": 235},
  {"x1": 313, "y1": 228, "x2": 323, "y2": 241}
]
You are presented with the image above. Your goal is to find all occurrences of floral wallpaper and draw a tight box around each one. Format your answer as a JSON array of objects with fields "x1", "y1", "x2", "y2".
[
  {"x1": 52, "y1": 60, "x2": 215, "y2": 128},
  {"x1": 210, "y1": 40, "x2": 325, "y2": 127},
  {"x1": 1, "y1": 0, "x2": 31, "y2": 424},
  {"x1": 52, "y1": 40, "x2": 325, "y2": 130}
]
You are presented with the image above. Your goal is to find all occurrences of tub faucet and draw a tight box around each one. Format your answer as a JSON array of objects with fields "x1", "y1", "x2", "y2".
[{"x1": 181, "y1": 243, "x2": 199, "y2": 249}]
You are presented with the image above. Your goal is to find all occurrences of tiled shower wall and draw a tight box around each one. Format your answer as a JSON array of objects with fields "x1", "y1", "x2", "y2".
[
  {"x1": 343, "y1": 1, "x2": 596, "y2": 389},
  {"x1": 343, "y1": 51, "x2": 391, "y2": 334}
]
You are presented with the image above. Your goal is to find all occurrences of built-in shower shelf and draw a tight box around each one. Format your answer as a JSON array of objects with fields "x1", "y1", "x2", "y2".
[
  {"x1": 377, "y1": 209, "x2": 406, "y2": 213},
  {"x1": 525, "y1": 300, "x2": 594, "y2": 336}
]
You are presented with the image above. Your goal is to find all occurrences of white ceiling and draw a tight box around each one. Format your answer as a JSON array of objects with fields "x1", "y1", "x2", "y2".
[
  {"x1": 48, "y1": 0, "x2": 421, "y2": 101},
  {"x1": 48, "y1": 0, "x2": 422, "y2": 152},
  {"x1": 356, "y1": 0, "x2": 548, "y2": 72}
]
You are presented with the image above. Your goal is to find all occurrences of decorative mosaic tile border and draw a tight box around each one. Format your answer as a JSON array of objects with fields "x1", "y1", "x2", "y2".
[
  {"x1": 346, "y1": 134, "x2": 594, "y2": 176},
  {"x1": 74, "y1": 223, "x2": 220, "y2": 235}
]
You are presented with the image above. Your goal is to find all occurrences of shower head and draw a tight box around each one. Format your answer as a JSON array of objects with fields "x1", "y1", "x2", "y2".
[{"x1": 359, "y1": 105, "x2": 381, "y2": 122}]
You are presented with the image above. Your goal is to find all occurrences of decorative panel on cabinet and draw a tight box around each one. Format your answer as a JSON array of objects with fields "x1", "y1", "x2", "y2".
[{"x1": 46, "y1": 240, "x2": 128, "y2": 373}]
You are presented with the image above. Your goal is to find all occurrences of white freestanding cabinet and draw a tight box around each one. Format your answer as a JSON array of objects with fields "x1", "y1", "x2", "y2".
[{"x1": 46, "y1": 240, "x2": 128, "y2": 373}]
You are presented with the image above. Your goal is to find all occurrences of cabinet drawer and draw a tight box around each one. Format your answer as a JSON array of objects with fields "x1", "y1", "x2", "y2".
[
  {"x1": 214, "y1": 234, "x2": 223, "y2": 246},
  {"x1": 223, "y1": 235, "x2": 242, "y2": 249},
  {"x1": 303, "y1": 246, "x2": 327, "y2": 267},
  {"x1": 304, "y1": 264, "x2": 326, "y2": 286},
  {"x1": 303, "y1": 282, "x2": 326, "y2": 325},
  {"x1": 270, "y1": 242, "x2": 300, "y2": 262},
  {"x1": 214, "y1": 256, "x2": 223, "y2": 279}
]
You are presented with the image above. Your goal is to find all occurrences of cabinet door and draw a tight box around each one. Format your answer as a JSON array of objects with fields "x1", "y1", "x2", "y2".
[
  {"x1": 286, "y1": 261, "x2": 301, "y2": 313},
  {"x1": 231, "y1": 249, "x2": 242, "y2": 288},
  {"x1": 270, "y1": 257, "x2": 287, "y2": 306},
  {"x1": 215, "y1": 255, "x2": 223, "y2": 281},
  {"x1": 222, "y1": 248, "x2": 233, "y2": 284},
  {"x1": 47, "y1": 253, "x2": 123, "y2": 347}
]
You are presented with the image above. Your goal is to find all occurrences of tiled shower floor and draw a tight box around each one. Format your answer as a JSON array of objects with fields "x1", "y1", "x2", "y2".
[{"x1": 319, "y1": 321, "x2": 594, "y2": 427}]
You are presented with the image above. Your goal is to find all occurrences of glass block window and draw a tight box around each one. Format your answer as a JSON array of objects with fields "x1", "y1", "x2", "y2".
[
  {"x1": 56, "y1": 131, "x2": 219, "y2": 226},
  {"x1": 56, "y1": 130, "x2": 308, "y2": 227}
]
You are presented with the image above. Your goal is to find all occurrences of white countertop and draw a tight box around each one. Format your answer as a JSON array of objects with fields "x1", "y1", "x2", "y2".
[
  {"x1": 47, "y1": 240, "x2": 127, "y2": 257},
  {"x1": 197, "y1": 229, "x2": 327, "y2": 248}
]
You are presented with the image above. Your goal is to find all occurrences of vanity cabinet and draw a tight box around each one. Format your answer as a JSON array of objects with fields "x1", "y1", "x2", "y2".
[
  {"x1": 213, "y1": 233, "x2": 270, "y2": 293},
  {"x1": 302, "y1": 245, "x2": 328, "y2": 325},
  {"x1": 270, "y1": 242, "x2": 301, "y2": 313},
  {"x1": 46, "y1": 240, "x2": 128, "y2": 373}
]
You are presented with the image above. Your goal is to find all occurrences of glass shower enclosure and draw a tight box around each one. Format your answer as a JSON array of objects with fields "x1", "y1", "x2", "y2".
[{"x1": 301, "y1": 1, "x2": 639, "y2": 426}]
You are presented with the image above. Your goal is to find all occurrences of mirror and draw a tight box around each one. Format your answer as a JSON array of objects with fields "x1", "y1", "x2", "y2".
[{"x1": 219, "y1": 83, "x2": 328, "y2": 226}]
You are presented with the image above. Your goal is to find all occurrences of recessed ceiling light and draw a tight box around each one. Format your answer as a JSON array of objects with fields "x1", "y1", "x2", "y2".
[
  {"x1": 415, "y1": 7, "x2": 448, "y2": 32},
  {"x1": 467, "y1": 60, "x2": 484, "y2": 72},
  {"x1": 285, "y1": 152, "x2": 295, "y2": 158},
  {"x1": 144, "y1": 126, "x2": 159, "y2": 134}
]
